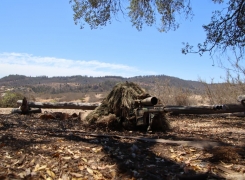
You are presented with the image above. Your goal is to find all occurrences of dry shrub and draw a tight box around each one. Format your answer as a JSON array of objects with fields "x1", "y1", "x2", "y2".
[
  {"x1": 86, "y1": 92, "x2": 106, "y2": 102},
  {"x1": 149, "y1": 75, "x2": 245, "y2": 106},
  {"x1": 200, "y1": 78, "x2": 245, "y2": 104},
  {"x1": 57, "y1": 92, "x2": 86, "y2": 102},
  {"x1": 150, "y1": 79, "x2": 197, "y2": 106},
  {"x1": 174, "y1": 93, "x2": 190, "y2": 106},
  {"x1": 36, "y1": 92, "x2": 86, "y2": 102},
  {"x1": 150, "y1": 79, "x2": 175, "y2": 105}
]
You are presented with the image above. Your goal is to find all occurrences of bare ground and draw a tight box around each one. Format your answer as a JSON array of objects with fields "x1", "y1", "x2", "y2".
[{"x1": 0, "y1": 108, "x2": 245, "y2": 180}]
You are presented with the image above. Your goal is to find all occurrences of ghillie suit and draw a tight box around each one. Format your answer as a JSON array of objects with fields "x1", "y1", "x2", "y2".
[{"x1": 86, "y1": 82, "x2": 170, "y2": 131}]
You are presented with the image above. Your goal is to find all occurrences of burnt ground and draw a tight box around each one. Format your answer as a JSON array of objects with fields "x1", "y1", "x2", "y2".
[{"x1": 0, "y1": 109, "x2": 245, "y2": 180}]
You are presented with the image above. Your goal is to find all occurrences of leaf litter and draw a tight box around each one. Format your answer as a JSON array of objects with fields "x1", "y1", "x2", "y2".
[{"x1": 0, "y1": 112, "x2": 245, "y2": 179}]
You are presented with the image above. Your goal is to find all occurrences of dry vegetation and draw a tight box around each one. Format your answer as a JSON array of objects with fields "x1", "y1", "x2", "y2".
[
  {"x1": 35, "y1": 92, "x2": 105, "y2": 103},
  {"x1": 149, "y1": 78, "x2": 245, "y2": 106},
  {"x1": 1, "y1": 77, "x2": 245, "y2": 179},
  {"x1": 0, "y1": 110, "x2": 245, "y2": 179}
]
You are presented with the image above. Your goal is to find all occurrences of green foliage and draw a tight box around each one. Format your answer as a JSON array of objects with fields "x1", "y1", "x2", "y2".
[
  {"x1": 0, "y1": 92, "x2": 24, "y2": 108},
  {"x1": 70, "y1": 0, "x2": 244, "y2": 69},
  {"x1": 182, "y1": 0, "x2": 245, "y2": 60},
  {"x1": 0, "y1": 74, "x2": 26, "y2": 82},
  {"x1": 70, "y1": 0, "x2": 192, "y2": 32},
  {"x1": 31, "y1": 85, "x2": 53, "y2": 93}
]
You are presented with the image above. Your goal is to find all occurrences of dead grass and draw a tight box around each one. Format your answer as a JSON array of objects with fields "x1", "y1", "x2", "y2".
[
  {"x1": 34, "y1": 92, "x2": 106, "y2": 104},
  {"x1": 200, "y1": 79, "x2": 245, "y2": 104},
  {"x1": 7, "y1": 76, "x2": 244, "y2": 108},
  {"x1": 150, "y1": 77, "x2": 245, "y2": 106},
  {"x1": 150, "y1": 79, "x2": 199, "y2": 106}
]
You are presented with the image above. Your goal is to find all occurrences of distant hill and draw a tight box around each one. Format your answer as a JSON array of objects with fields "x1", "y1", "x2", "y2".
[{"x1": 0, "y1": 74, "x2": 205, "y2": 94}]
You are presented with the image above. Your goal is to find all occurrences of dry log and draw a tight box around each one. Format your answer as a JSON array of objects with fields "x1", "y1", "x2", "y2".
[
  {"x1": 17, "y1": 100, "x2": 100, "y2": 110},
  {"x1": 11, "y1": 108, "x2": 42, "y2": 114},
  {"x1": 164, "y1": 104, "x2": 245, "y2": 115}
]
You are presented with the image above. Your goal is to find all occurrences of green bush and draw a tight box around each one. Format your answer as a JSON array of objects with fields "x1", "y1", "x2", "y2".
[{"x1": 0, "y1": 92, "x2": 24, "y2": 108}]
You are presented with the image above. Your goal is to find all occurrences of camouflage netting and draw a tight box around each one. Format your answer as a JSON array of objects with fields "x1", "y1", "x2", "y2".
[{"x1": 85, "y1": 82, "x2": 170, "y2": 131}]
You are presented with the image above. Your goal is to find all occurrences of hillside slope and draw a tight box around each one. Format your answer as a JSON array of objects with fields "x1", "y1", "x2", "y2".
[{"x1": 0, "y1": 74, "x2": 204, "y2": 94}]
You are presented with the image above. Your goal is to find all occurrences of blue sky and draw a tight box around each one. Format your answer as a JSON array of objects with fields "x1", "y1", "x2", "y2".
[{"x1": 0, "y1": 1, "x2": 230, "y2": 82}]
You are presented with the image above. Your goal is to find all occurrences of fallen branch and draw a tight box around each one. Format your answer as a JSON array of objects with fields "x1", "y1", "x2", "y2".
[
  {"x1": 165, "y1": 104, "x2": 245, "y2": 115},
  {"x1": 17, "y1": 100, "x2": 100, "y2": 110},
  {"x1": 62, "y1": 130, "x2": 222, "y2": 149},
  {"x1": 11, "y1": 108, "x2": 42, "y2": 114}
]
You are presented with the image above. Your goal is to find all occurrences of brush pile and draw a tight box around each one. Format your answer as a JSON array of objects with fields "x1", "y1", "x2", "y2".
[{"x1": 85, "y1": 82, "x2": 170, "y2": 131}]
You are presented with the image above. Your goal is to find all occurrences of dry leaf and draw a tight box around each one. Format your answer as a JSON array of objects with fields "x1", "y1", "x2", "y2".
[
  {"x1": 86, "y1": 167, "x2": 93, "y2": 175},
  {"x1": 73, "y1": 154, "x2": 80, "y2": 159},
  {"x1": 71, "y1": 178, "x2": 86, "y2": 180},
  {"x1": 97, "y1": 164, "x2": 115, "y2": 170},
  {"x1": 175, "y1": 157, "x2": 182, "y2": 162},
  {"x1": 91, "y1": 165, "x2": 97, "y2": 170},
  {"x1": 34, "y1": 164, "x2": 47, "y2": 171},
  {"x1": 221, "y1": 161, "x2": 233, "y2": 168},
  {"x1": 58, "y1": 139, "x2": 64, "y2": 142},
  {"x1": 34, "y1": 164, "x2": 40, "y2": 171},
  {"x1": 25, "y1": 168, "x2": 31, "y2": 176},
  {"x1": 67, "y1": 149, "x2": 74, "y2": 155},
  {"x1": 78, "y1": 165, "x2": 85, "y2": 171},
  {"x1": 191, "y1": 164, "x2": 202, "y2": 171},
  {"x1": 18, "y1": 172, "x2": 26, "y2": 178},
  {"x1": 185, "y1": 159, "x2": 191, "y2": 164},
  {"x1": 29, "y1": 158, "x2": 36, "y2": 166},
  {"x1": 5, "y1": 155, "x2": 12, "y2": 159},
  {"x1": 12, "y1": 160, "x2": 20, "y2": 166},
  {"x1": 110, "y1": 170, "x2": 116, "y2": 178},
  {"x1": 189, "y1": 148, "x2": 196, "y2": 152},
  {"x1": 38, "y1": 165, "x2": 47, "y2": 171},
  {"x1": 92, "y1": 147, "x2": 102, "y2": 153},
  {"x1": 62, "y1": 156, "x2": 71, "y2": 160},
  {"x1": 170, "y1": 155, "x2": 177, "y2": 159},
  {"x1": 70, "y1": 172, "x2": 83, "y2": 177},
  {"x1": 84, "y1": 146, "x2": 91, "y2": 150},
  {"x1": 61, "y1": 173, "x2": 69, "y2": 180},
  {"x1": 81, "y1": 158, "x2": 87, "y2": 162},
  {"x1": 46, "y1": 169, "x2": 56, "y2": 178},
  {"x1": 93, "y1": 170, "x2": 104, "y2": 179},
  {"x1": 17, "y1": 155, "x2": 26, "y2": 165}
]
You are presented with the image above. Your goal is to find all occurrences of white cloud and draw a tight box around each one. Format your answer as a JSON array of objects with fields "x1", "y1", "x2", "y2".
[{"x1": 0, "y1": 52, "x2": 155, "y2": 78}]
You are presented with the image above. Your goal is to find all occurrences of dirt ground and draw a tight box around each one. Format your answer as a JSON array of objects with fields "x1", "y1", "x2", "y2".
[{"x1": 1, "y1": 108, "x2": 245, "y2": 180}]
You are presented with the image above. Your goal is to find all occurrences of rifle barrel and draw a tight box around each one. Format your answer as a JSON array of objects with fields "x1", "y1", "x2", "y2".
[{"x1": 164, "y1": 104, "x2": 245, "y2": 114}]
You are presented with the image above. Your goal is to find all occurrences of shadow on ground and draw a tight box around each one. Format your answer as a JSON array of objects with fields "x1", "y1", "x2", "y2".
[{"x1": 0, "y1": 113, "x2": 239, "y2": 179}]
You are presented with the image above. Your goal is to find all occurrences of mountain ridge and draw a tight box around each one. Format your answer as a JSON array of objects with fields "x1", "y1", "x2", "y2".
[{"x1": 0, "y1": 74, "x2": 205, "y2": 94}]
